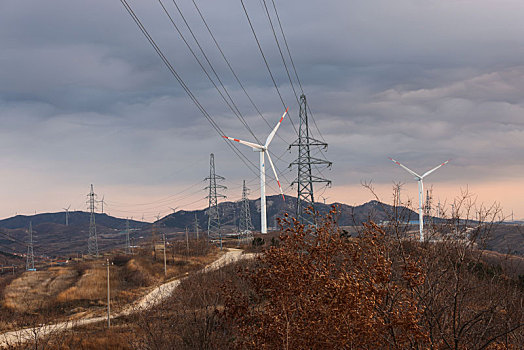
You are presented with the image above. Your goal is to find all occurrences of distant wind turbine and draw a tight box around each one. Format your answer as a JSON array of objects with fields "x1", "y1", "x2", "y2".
[
  {"x1": 389, "y1": 157, "x2": 449, "y2": 242},
  {"x1": 63, "y1": 205, "x2": 71, "y2": 226},
  {"x1": 100, "y1": 196, "x2": 105, "y2": 214},
  {"x1": 223, "y1": 108, "x2": 288, "y2": 234}
]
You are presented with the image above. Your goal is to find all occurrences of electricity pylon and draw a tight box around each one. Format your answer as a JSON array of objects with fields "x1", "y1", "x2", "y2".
[
  {"x1": 425, "y1": 189, "x2": 433, "y2": 221},
  {"x1": 125, "y1": 219, "x2": 131, "y2": 254},
  {"x1": 194, "y1": 213, "x2": 200, "y2": 240},
  {"x1": 26, "y1": 221, "x2": 35, "y2": 271},
  {"x1": 205, "y1": 153, "x2": 226, "y2": 248},
  {"x1": 87, "y1": 184, "x2": 99, "y2": 256},
  {"x1": 238, "y1": 180, "x2": 254, "y2": 243},
  {"x1": 289, "y1": 94, "x2": 332, "y2": 225}
]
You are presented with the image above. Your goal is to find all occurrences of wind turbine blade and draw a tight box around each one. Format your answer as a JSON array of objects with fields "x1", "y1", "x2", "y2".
[
  {"x1": 222, "y1": 136, "x2": 264, "y2": 150},
  {"x1": 265, "y1": 107, "x2": 288, "y2": 147},
  {"x1": 388, "y1": 157, "x2": 421, "y2": 178},
  {"x1": 266, "y1": 152, "x2": 285, "y2": 201},
  {"x1": 421, "y1": 160, "x2": 450, "y2": 178}
]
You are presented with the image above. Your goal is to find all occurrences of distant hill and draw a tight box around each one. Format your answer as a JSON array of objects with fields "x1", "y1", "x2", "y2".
[
  {"x1": 158, "y1": 195, "x2": 418, "y2": 231},
  {"x1": 0, "y1": 200, "x2": 519, "y2": 259},
  {"x1": 0, "y1": 211, "x2": 148, "y2": 230},
  {"x1": 158, "y1": 195, "x2": 522, "y2": 256},
  {"x1": 0, "y1": 212, "x2": 150, "y2": 258}
]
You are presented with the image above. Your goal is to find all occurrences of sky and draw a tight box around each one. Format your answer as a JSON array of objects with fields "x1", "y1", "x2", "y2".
[{"x1": 1, "y1": 0, "x2": 523, "y2": 222}]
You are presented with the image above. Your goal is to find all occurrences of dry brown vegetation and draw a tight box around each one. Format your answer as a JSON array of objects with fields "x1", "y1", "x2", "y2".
[
  {"x1": 3, "y1": 204, "x2": 523, "y2": 349},
  {"x1": 0, "y1": 239, "x2": 220, "y2": 336},
  {"x1": 4, "y1": 268, "x2": 78, "y2": 312},
  {"x1": 124, "y1": 209, "x2": 523, "y2": 349}
]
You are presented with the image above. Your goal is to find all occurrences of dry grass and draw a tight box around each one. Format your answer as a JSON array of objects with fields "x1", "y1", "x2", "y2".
[
  {"x1": 57, "y1": 267, "x2": 118, "y2": 302},
  {"x1": 0, "y1": 243, "x2": 224, "y2": 335},
  {"x1": 3, "y1": 267, "x2": 78, "y2": 312}
]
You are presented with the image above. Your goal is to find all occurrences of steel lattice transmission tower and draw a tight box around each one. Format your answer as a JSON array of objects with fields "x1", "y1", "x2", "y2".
[
  {"x1": 26, "y1": 221, "x2": 35, "y2": 271},
  {"x1": 87, "y1": 184, "x2": 99, "y2": 256},
  {"x1": 125, "y1": 219, "x2": 131, "y2": 254},
  {"x1": 289, "y1": 94, "x2": 332, "y2": 225},
  {"x1": 205, "y1": 153, "x2": 226, "y2": 247},
  {"x1": 238, "y1": 180, "x2": 254, "y2": 243}
]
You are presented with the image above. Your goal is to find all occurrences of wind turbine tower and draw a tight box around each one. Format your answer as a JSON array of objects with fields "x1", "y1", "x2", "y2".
[
  {"x1": 289, "y1": 95, "x2": 332, "y2": 226},
  {"x1": 87, "y1": 184, "x2": 99, "y2": 256},
  {"x1": 205, "y1": 154, "x2": 226, "y2": 245},
  {"x1": 26, "y1": 221, "x2": 35, "y2": 271},
  {"x1": 63, "y1": 205, "x2": 71, "y2": 226},
  {"x1": 99, "y1": 196, "x2": 105, "y2": 214},
  {"x1": 389, "y1": 158, "x2": 449, "y2": 242},
  {"x1": 223, "y1": 108, "x2": 288, "y2": 234}
]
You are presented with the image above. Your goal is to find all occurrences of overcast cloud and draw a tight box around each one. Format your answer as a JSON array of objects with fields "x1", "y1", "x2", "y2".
[{"x1": 1, "y1": 0, "x2": 523, "y2": 220}]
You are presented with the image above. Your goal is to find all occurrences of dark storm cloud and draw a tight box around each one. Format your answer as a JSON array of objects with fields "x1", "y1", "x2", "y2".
[{"x1": 1, "y1": 0, "x2": 524, "y2": 218}]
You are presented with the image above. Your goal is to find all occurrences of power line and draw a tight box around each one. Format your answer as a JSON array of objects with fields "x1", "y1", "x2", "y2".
[
  {"x1": 268, "y1": 0, "x2": 327, "y2": 144},
  {"x1": 239, "y1": 0, "x2": 299, "y2": 135},
  {"x1": 120, "y1": 0, "x2": 261, "y2": 181},
  {"x1": 261, "y1": 0, "x2": 300, "y2": 106},
  {"x1": 158, "y1": 0, "x2": 261, "y2": 145},
  {"x1": 104, "y1": 180, "x2": 204, "y2": 207},
  {"x1": 190, "y1": 0, "x2": 292, "y2": 147},
  {"x1": 120, "y1": 1, "x2": 294, "y2": 195},
  {"x1": 269, "y1": 0, "x2": 303, "y2": 94},
  {"x1": 182, "y1": 0, "x2": 295, "y2": 181}
]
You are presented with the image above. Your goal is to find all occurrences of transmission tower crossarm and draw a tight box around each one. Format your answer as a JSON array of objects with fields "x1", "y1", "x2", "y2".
[
  {"x1": 289, "y1": 137, "x2": 328, "y2": 148},
  {"x1": 290, "y1": 157, "x2": 333, "y2": 166}
]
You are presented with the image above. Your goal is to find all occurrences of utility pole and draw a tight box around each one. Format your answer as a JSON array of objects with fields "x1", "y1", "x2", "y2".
[
  {"x1": 205, "y1": 153, "x2": 226, "y2": 249},
  {"x1": 238, "y1": 180, "x2": 254, "y2": 244},
  {"x1": 185, "y1": 227, "x2": 189, "y2": 256},
  {"x1": 163, "y1": 233, "x2": 167, "y2": 278},
  {"x1": 87, "y1": 184, "x2": 99, "y2": 257},
  {"x1": 125, "y1": 219, "x2": 131, "y2": 254},
  {"x1": 26, "y1": 221, "x2": 35, "y2": 271},
  {"x1": 106, "y1": 258, "x2": 112, "y2": 328},
  {"x1": 289, "y1": 94, "x2": 332, "y2": 226},
  {"x1": 151, "y1": 214, "x2": 160, "y2": 261}
]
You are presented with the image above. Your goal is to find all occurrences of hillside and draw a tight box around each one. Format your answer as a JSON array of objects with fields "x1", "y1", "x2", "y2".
[
  {"x1": 0, "y1": 212, "x2": 148, "y2": 230},
  {"x1": 0, "y1": 199, "x2": 520, "y2": 259},
  {"x1": 159, "y1": 195, "x2": 418, "y2": 230},
  {"x1": 0, "y1": 213, "x2": 150, "y2": 258}
]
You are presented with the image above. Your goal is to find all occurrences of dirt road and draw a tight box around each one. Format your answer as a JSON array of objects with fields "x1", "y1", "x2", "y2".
[{"x1": 0, "y1": 248, "x2": 252, "y2": 347}]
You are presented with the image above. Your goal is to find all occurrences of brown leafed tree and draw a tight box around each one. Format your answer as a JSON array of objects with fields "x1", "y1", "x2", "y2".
[{"x1": 224, "y1": 209, "x2": 429, "y2": 349}]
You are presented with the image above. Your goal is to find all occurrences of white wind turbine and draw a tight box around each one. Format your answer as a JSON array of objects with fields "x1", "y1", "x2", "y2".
[
  {"x1": 63, "y1": 205, "x2": 71, "y2": 226},
  {"x1": 389, "y1": 157, "x2": 449, "y2": 242},
  {"x1": 223, "y1": 108, "x2": 288, "y2": 234}
]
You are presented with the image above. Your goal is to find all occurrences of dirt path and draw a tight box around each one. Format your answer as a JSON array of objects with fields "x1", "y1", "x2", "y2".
[{"x1": 0, "y1": 248, "x2": 252, "y2": 348}]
